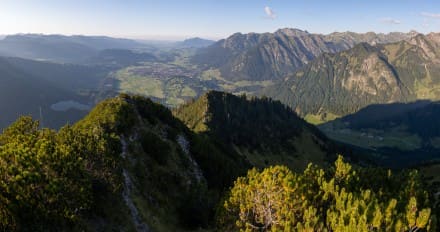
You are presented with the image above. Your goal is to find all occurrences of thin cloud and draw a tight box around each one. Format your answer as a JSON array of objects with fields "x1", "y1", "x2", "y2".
[
  {"x1": 421, "y1": 12, "x2": 440, "y2": 18},
  {"x1": 264, "y1": 6, "x2": 276, "y2": 19},
  {"x1": 380, "y1": 17, "x2": 401, "y2": 25}
]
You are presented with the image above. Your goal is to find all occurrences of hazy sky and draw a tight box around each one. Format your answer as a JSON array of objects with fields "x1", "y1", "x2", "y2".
[{"x1": 0, "y1": 0, "x2": 439, "y2": 40}]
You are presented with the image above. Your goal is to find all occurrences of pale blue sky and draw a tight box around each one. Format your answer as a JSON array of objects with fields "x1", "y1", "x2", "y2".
[{"x1": 0, "y1": 0, "x2": 439, "y2": 40}]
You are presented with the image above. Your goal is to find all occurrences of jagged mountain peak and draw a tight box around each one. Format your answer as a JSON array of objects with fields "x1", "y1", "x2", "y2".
[
  {"x1": 275, "y1": 28, "x2": 310, "y2": 37},
  {"x1": 407, "y1": 33, "x2": 440, "y2": 60}
]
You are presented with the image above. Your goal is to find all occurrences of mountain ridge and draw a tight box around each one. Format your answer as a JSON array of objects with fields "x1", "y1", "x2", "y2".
[
  {"x1": 0, "y1": 34, "x2": 147, "y2": 63},
  {"x1": 192, "y1": 28, "x2": 419, "y2": 81}
]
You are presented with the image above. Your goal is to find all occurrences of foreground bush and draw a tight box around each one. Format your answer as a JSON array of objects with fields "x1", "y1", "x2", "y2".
[{"x1": 220, "y1": 156, "x2": 436, "y2": 232}]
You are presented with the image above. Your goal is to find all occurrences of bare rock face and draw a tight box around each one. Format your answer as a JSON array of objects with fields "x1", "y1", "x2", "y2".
[
  {"x1": 427, "y1": 32, "x2": 440, "y2": 44},
  {"x1": 408, "y1": 35, "x2": 439, "y2": 60},
  {"x1": 342, "y1": 53, "x2": 402, "y2": 100}
]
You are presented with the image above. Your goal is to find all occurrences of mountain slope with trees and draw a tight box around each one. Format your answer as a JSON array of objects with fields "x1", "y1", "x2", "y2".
[
  {"x1": 174, "y1": 91, "x2": 343, "y2": 171},
  {"x1": 0, "y1": 93, "x2": 438, "y2": 231},
  {"x1": 0, "y1": 92, "x2": 338, "y2": 231},
  {"x1": 263, "y1": 33, "x2": 440, "y2": 124},
  {"x1": 0, "y1": 94, "x2": 247, "y2": 231}
]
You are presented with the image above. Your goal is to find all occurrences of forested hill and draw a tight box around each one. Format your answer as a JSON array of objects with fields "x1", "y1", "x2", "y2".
[
  {"x1": 0, "y1": 93, "x2": 438, "y2": 231},
  {"x1": 173, "y1": 91, "x2": 342, "y2": 170},
  {"x1": 174, "y1": 90, "x2": 324, "y2": 144}
]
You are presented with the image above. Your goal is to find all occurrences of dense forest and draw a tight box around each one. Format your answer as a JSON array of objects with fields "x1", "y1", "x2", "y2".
[{"x1": 174, "y1": 91, "x2": 324, "y2": 148}]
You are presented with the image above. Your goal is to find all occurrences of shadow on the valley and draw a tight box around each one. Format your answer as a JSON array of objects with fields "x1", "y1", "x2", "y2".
[
  {"x1": 331, "y1": 140, "x2": 440, "y2": 169},
  {"x1": 322, "y1": 100, "x2": 433, "y2": 129},
  {"x1": 321, "y1": 100, "x2": 440, "y2": 168}
]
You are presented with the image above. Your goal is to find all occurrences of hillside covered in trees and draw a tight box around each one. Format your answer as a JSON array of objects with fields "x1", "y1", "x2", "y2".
[
  {"x1": 173, "y1": 91, "x2": 341, "y2": 170},
  {"x1": 0, "y1": 93, "x2": 438, "y2": 231}
]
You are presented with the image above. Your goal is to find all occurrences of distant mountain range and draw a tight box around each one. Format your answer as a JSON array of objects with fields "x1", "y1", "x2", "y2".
[
  {"x1": 0, "y1": 34, "x2": 149, "y2": 63},
  {"x1": 0, "y1": 34, "x2": 217, "y2": 63},
  {"x1": 192, "y1": 28, "x2": 418, "y2": 81}
]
